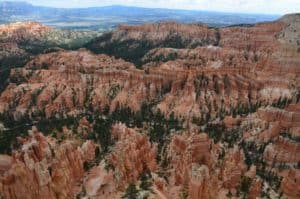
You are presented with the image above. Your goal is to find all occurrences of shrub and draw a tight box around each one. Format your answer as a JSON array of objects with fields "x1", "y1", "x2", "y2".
[
  {"x1": 240, "y1": 176, "x2": 252, "y2": 194},
  {"x1": 122, "y1": 184, "x2": 139, "y2": 199}
]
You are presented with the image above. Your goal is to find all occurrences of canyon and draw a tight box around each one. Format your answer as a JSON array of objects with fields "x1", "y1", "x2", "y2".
[{"x1": 0, "y1": 13, "x2": 299, "y2": 199}]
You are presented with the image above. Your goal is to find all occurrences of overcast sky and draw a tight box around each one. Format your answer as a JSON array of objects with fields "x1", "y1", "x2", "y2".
[{"x1": 4, "y1": 0, "x2": 300, "y2": 14}]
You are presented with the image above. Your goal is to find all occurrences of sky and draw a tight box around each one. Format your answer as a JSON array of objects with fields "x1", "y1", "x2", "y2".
[{"x1": 3, "y1": 0, "x2": 300, "y2": 14}]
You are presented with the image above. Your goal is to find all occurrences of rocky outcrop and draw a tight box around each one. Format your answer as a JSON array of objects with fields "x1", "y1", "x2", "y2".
[
  {"x1": 219, "y1": 146, "x2": 247, "y2": 189},
  {"x1": 142, "y1": 46, "x2": 264, "y2": 69},
  {"x1": 248, "y1": 177, "x2": 262, "y2": 199},
  {"x1": 81, "y1": 124, "x2": 157, "y2": 199},
  {"x1": 109, "y1": 124, "x2": 157, "y2": 189},
  {"x1": 219, "y1": 21, "x2": 286, "y2": 51},
  {"x1": 0, "y1": 43, "x2": 28, "y2": 64},
  {"x1": 243, "y1": 104, "x2": 300, "y2": 142},
  {"x1": 83, "y1": 162, "x2": 120, "y2": 199},
  {"x1": 159, "y1": 131, "x2": 218, "y2": 198},
  {"x1": 280, "y1": 169, "x2": 300, "y2": 199},
  {"x1": 188, "y1": 164, "x2": 211, "y2": 199},
  {"x1": 169, "y1": 132, "x2": 214, "y2": 184},
  {"x1": 1, "y1": 16, "x2": 299, "y2": 121},
  {"x1": 0, "y1": 22, "x2": 50, "y2": 43},
  {"x1": 86, "y1": 22, "x2": 218, "y2": 65},
  {"x1": 278, "y1": 13, "x2": 300, "y2": 50},
  {"x1": 264, "y1": 137, "x2": 300, "y2": 164},
  {"x1": 0, "y1": 49, "x2": 171, "y2": 119},
  {"x1": 258, "y1": 106, "x2": 300, "y2": 128},
  {"x1": 0, "y1": 22, "x2": 98, "y2": 94},
  {"x1": 0, "y1": 127, "x2": 96, "y2": 199},
  {"x1": 0, "y1": 22, "x2": 97, "y2": 48}
]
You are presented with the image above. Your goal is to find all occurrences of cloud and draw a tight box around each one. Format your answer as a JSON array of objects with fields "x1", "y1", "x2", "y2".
[{"x1": 4, "y1": 0, "x2": 300, "y2": 14}]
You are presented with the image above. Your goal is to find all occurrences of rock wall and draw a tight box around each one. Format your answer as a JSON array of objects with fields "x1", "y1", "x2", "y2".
[
  {"x1": 0, "y1": 127, "x2": 96, "y2": 199},
  {"x1": 109, "y1": 124, "x2": 157, "y2": 189},
  {"x1": 280, "y1": 169, "x2": 300, "y2": 199}
]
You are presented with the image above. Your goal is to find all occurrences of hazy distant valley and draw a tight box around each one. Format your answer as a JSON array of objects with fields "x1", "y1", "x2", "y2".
[{"x1": 1, "y1": 1, "x2": 280, "y2": 30}]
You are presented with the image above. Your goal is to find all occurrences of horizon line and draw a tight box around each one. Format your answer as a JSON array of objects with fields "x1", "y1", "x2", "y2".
[{"x1": 1, "y1": 1, "x2": 285, "y2": 16}]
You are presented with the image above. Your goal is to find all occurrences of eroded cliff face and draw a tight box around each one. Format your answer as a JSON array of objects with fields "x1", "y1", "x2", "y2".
[
  {"x1": 0, "y1": 22, "x2": 50, "y2": 43},
  {"x1": 240, "y1": 103, "x2": 300, "y2": 198},
  {"x1": 0, "y1": 21, "x2": 98, "y2": 47},
  {"x1": 280, "y1": 169, "x2": 300, "y2": 199},
  {"x1": 0, "y1": 47, "x2": 296, "y2": 122},
  {"x1": 1, "y1": 15, "x2": 299, "y2": 120},
  {"x1": 0, "y1": 49, "x2": 171, "y2": 119},
  {"x1": 109, "y1": 124, "x2": 157, "y2": 188},
  {"x1": 162, "y1": 132, "x2": 217, "y2": 199},
  {"x1": 81, "y1": 124, "x2": 157, "y2": 198},
  {"x1": 0, "y1": 127, "x2": 96, "y2": 199},
  {"x1": 86, "y1": 22, "x2": 218, "y2": 65},
  {"x1": 0, "y1": 22, "x2": 98, "y2": 94},
  {"x1": 0, "y1": 14, "x2": 299, "y2": 199}
]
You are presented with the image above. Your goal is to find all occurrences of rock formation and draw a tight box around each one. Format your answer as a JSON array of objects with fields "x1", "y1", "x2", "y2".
[
  {"x1": 280, "y1": 169, "x2": 300, "y2": 199},
  {"x1": 0, "y1": 127, "x2": 96, "y2": 199},
  {"x1": 109, "y1": 124, "x2": 157, "y2": 189},
  {"x1": 0, "y1": 14, "x2": 299, "y2": 199}
]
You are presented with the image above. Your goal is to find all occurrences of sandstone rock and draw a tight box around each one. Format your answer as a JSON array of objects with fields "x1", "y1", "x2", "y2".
[
  {"x1": 264, "y1": 137, "x2": 300, "y2": 164},
  {"x1": 169, "y1": 132, "x2": 214, "y2": 186},
  {"x1": 248, "y1": 177, "x2": 262, "y2": 199},
  {"x1": 219, "y1": 146, "x2": 247, "y2": 189},
  {"x1": 188, "y1": 164, "x2": 211, "y2": 199},
  {"x1": 0, "y1": 155, "x2": 12, "y2": 175},
  {"x1": 0, "y1": 22, "x2": 50, "y2": 43},
  {"x1": 84, "y1": 162, "x2": 119, "y2": 199},
  {"x1": 109, "y1": 123, "x2": 157, "y2": 189},
  {"x1": 224, "y1": 116, "x2": 242, "y2": 128},
  {"x1": 0, "y1": 127, "x2": 96, "y2": 199},
  {"x1": 280, "y1": 169, "x2": 300, "y2": 199},
  {"x1": 258, "y1": 106, "x2": 300, "y2": 128}
]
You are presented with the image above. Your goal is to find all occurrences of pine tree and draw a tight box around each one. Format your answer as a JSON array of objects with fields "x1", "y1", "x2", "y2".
[{"x1": 122, "y1": 184, "x2": 139, "y2": 199}]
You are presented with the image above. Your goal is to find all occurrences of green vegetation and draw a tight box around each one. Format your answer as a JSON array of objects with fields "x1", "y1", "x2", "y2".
[
  {"x1": 280, "y1": 131, "x2": 300, "y2": 142},
  {"x1": 89, "y1": 114, "x2": 114, "y2": 154},
  {"x1": 194, "y1": 73, "x2": 209, "y2": 99},
  {"x1": 86, "y1": 34, "x2": 154, "y2": 67},
  {"x1": 122, "y1": 184, "x2": 139, "y2": 199},
  {"x1": 271, "y1": 96, "x2": 292, "y2": 109},
  {"x1": 86, "y1": 31, "x2": 208, "y2": 67},
  {"x1": 240, "y1": 176, "x2": 252, "y2": 194},
  {"x1": 213, "y1": 75, "x2": 220, "y2": 94},
  {"x1": 0, "y1": 55, "x2": 29, "y2": 92},
  {"x1": 180, "y1": 188, "x2": 189, "y2": 199},
  {"x1": 0, "y1": 112, "x2": 84, "y2": 154},
  {"x1": 30, "y1": 87, "x2": 45, "y2": 107},
  {"x1": 204, "y1": 123, "x2": 242, "y2": 147},
  {"x1": 19, "y1": 30, "x2": 97, "y2": 54},
  {"x1": 107, "y1": 84, "x2": 121, "y2": 100},
  {"x1": 143, "y1": 50, "x2": 178, "y2": 64},
  {"x1": 76, "y1": 187, "x2": 87, "y2": 199},
  {"x1": 257, "y1": 169, "x2": 282, "y2": 190},
  {"x1": 0, "y1": 29, "x2": 96, "y2": 93},
  {"x1": 296, "y1": 90, "x2": 300, "y2": 103},
  {"x1": 139, "y1": 171, "x2": 153, "y2": 191},
  {"x1": 0, "y1": 100, "x2": 183, "y2": 169},
  {"x1": 230, "y1": 101, "x2": 262, "y2": 118},
  {"x1": 88, "y1": 103, "x2": 183, "y2": 160},
  {"x1": 241, "y1": 141, "x2": 282, "y2": 191},
  {"x1": 241, "y1": 141, "x2": 267, "y2": 168},
  {"x1": 0, "y1": 114, "x2": 31, "y2": 154}
]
